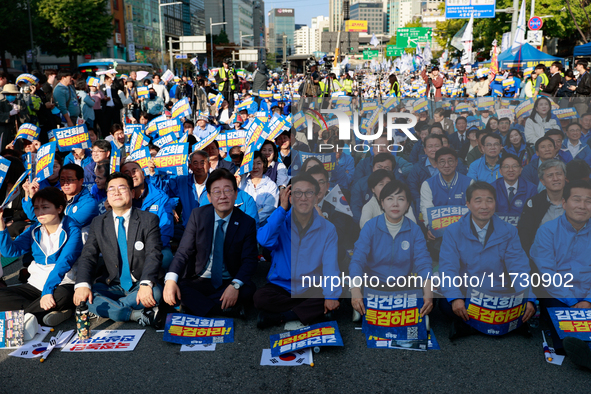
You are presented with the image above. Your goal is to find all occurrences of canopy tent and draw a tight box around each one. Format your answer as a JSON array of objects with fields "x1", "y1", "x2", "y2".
[
  {"x1": 497, "y1": 43, "x2": 563, "y2": 70},
  {"x1": 574, "y1": 42, "x2": 591, "y2": 57}
]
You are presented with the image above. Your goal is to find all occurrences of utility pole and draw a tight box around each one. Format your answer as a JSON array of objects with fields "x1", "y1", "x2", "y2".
[
  {"x1": 510, "y1": 0, "x2": 519, "y2": 43},
  {"x1": 282, "y1": 35, "x2": 287, "y2": 63},
  {"x1": 169, "y1": 37, "x2": 174, "y2": 74}
]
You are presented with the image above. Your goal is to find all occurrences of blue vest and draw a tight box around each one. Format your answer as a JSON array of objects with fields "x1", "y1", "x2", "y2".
[{"x1": 426, "y1": 172, "x2": 473, "y2": 207}]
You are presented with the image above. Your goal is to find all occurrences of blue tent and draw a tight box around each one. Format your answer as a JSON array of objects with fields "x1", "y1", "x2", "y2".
[
  {"x1": 497, "y1": 43, "x2": 564, "y2": 70},
  {"x1": 574, "y1": 42, "x2": 591, "y2": 57}
]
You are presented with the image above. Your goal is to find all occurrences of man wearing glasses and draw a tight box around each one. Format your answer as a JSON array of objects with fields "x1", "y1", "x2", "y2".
[
  {"x1": 74, "y1": 172, "x2": 163, "y2": 326},
  {"x1": 491, "y1": 154, "x2": 537, "y2": 218},
  {"x1": 83, "y1": 140, "x2": 112, "y2": 188},
  {"x1": 162, "y1": 169, "x2": 258, "y2": 318},
  {"x1": 253, "y1": 173, "x2": 341, "y2": 329},
  {"x1": 467, "y1": 133, "x2": 502, "y2": 183},
  {"x1": 23, "y1": 163, "x2": 99, "y2": 241}
]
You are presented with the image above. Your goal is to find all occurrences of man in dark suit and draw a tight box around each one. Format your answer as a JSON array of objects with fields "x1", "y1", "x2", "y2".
[
  {"x1": 448, "y1": 116, "x2": 469, "y2": 153},
  {"x1": 163, "y1": 168, "x2": 258, "y2": 317},
  {"x1": 73, "y1": 172, "x2": 163, "y2": 326},
  {"x1": 543, "y1": 62, "x2": 563, "y2": 96}
]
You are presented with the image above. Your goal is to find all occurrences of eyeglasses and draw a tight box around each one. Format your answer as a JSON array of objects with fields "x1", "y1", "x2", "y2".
[
  {"x1": 60, "y1": 178, "x2": 79, "y2": 184},
  {"x1": 211, "y1": 187, "x2": 234, "y2": 198},
  {"x1": 501, "y1": 165, "x2": 520, "y2": 170},
  {"x1": 107, "y1": 185, "x2": 130, "y2": 195},
  {"x1": 293, "y1": 190, "x2": 315, "y2": 199},
  {"x1": 484, "y1": 143, "x2": 501, "y2": 148},
  {"x1": 437, "y1": 160, "x2": 456, "y2": 167},
  {"x1": 92, "y1": 149, "x2": 107, "y2": 154}
]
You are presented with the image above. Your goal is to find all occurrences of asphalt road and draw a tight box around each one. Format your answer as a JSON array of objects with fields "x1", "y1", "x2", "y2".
[{"x1": 1, "y1": 259, "x2": 590, "y2": 394}]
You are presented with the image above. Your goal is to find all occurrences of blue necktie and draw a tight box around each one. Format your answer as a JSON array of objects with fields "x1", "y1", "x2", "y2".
[
  {"x1": 211, "y1": 219, "x2": 225, "y2": 289},
  {"x1": 508, "y1": 186, "x2": 515, "y2": 201},
  {"x1": 117, "y1": 216, "x2": 133, "y2": 292}
]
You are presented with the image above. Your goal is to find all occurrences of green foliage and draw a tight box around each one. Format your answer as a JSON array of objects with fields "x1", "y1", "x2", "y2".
[{"x1": 37, "y1": 0, "x2": 113, "y2": 66}]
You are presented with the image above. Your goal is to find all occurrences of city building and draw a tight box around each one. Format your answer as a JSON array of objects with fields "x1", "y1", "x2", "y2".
[
  {"x1": 387, "y1": 0, "x2": 414, "y2": 35},
  {"x1": 268, "y1": 8, "x2": 295, "y2": 62},
  {"x1": 329, "y1": 0, "x2": 343, "y2": 32},
  {"x1": 350, "y1": 0, "x2": 384, "y2": 35},
  {"x1": 205, "y1": 0, "x2": 255, "y2": 46}
]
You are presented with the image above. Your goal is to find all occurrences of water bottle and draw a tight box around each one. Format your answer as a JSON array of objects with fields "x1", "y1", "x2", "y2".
[{"x1": 76, "y1": 301, "x2": 91, "y2": 340}]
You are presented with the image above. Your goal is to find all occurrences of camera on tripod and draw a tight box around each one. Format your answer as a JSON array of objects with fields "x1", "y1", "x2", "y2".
[
  {"x1": 305, "y1": 56, "x2": 317, "y2": 74},
  {"x1": 323, "y1": 56, "x2": 334, "y2": 72}
]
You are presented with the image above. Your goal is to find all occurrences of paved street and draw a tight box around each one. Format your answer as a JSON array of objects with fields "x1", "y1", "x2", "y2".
[{"x1": 1, "y1": 259, "x2": 590, "y2": 394}]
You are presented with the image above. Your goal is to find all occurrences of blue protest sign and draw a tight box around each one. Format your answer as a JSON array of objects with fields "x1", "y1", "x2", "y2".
[
  {"x1": 427, "y1": 206, "x2": 469, "y2": 238},
  {"x1": 34, "y1": 142, "x2": 57, "y2": 182},
  {"x1": 269, "y1": 321, "x2": 343, "y2": 357},
  {"x1": 54, "y1": 124, "x2": 91, "y2": 152},
  {"x1": 548, "y1": 308, "x2": 591, "y2": 341},
  {"x1": 15, "y1": 123, "x2": 40, "y2": 141},
  {"x1": 0, "y1": 156, "x2": 11, "y2": 191},
  {"x1": 163, "y1": 313, "x2": 234, "y2": 345},
  {"x1": 465, "y1": 289, "x2": 528, "y2": 336},
  {"x1": 365, "y1": 329, "x2": 440, "y2": 351},
  {"x1": 154, "y1": 143, "x2": 188, "y2": 176}
]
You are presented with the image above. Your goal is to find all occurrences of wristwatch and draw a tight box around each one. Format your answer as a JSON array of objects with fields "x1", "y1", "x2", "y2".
[{"x1": 231, "y1": 281, "x2": 241, "y2": 290}]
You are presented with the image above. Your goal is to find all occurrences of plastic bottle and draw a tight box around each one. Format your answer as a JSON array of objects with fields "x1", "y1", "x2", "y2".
[{"x1": 76, "y1": 301, "x2": 91, "y2": 340}]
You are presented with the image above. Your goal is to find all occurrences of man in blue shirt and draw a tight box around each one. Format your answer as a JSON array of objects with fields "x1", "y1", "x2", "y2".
[
  {"x1": 439, "y1": 181, "x2": 536, "y2": 340},
  {"x1": 491, "y1": 154, "x2": 537, "y2": 219},
  {"x1": 254, "y1": 173, "x2": 341, "y2": 328},
  {"x1": 467, "y1": 133, "x2": 502, "y2": 183},
  {"x1": 531, "y1": 180, "x2": 591, "y2": 354}
]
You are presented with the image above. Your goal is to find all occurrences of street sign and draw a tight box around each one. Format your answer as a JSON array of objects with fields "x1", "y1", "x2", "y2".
[
  {"x1": 178, "y1": 36, "x2": 207, "y2": 53},
  {"x1": 386, "y1": 46, "x2": 405, "y2": 57},
  {"x1": 238, "y1": 50, "x2": 258, "y2": 62},
  {"x1": 526, "y1": 30, "x2": 543, "y2": 46},
  {"x1": 175, "y1": 54, "x2": 188, "y2": 59},
  {"x1": 445, "y1": 0, "x2": 496, "y2": 19},
  {"x1": 363, "y1": 50, "x2": 379, "y2": 60},
  {"x1": 528, "y1": 16, "x2": 543, "y2": 31},
  {"x1": 396, "y1": 27, "x2": 432, "y2": 48}
]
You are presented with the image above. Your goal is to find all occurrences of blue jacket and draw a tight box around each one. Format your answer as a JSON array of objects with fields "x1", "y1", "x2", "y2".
[
  {"x1": 330, "y1": 152, "x2": 355, "y2": 191},
  {"x1": 491, "y1": 177, "x2": 537, "y2": 216},
  {"x1": 439, "y1": 214, "x2": 534, "y2": 302},
  {"x1": 23, "y1": 187, "x2": 99, "y2": 229},
  {"x1": 408, "y1": 155, "x2": 468, "y2": 218},
  {"x1": 409, "y1": 140, "x2": 424, "y2": 164},
  {"x1": 560, "y1": 140, "x2": 591, "y2": 166},
  {"x1": 0, "y1": 216, "x2": 82, "y2": 296},
  {"x1": 83, "y1": 161, "x2": 97, "y2": 190},
  {"x1": 64, "y1": 149, "x2": 93, "y2": 169},
  {"x1": 521, "y1": 157, "x2": 541, "y2": 186},
  {"x1": 53, "y1": 82, "x2": 80, "y2": 118},
  {"x1": 353, "y1": 153, "x2": 412, "y2": 181},
  {"x1": 349, "y1": 215, "x2": 431, "y2": 282},
  {"x1": 90, "y1": 184, "x2": 107, "y2": 215},
  {"x1": 425, "y1": 172, "x2": 473, "y2": 208},
  {"x1": 199, "y1": 189, "x2": 260, "y2": 227},
  {"x1": 531, "y1": 214, "x2": 591, "y2": 305},
  {"x1": 138, "y1": 182, "x2": 175, "y2": 247},
  {"x1": 152, "y1": 173, "x2": 201, "y2": 226},
  {"x1": 467, "y1": 156, "x2": 501, "y2": 183},
  {"x1": 257, "y1": 207, "x2": 341, "y2": 299}
]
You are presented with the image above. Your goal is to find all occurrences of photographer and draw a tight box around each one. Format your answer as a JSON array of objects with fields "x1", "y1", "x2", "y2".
[
  {"x1": 421, "y1": 66, "x2": 443, "y2": 99},
  {"x1": 175, "y1": 75, "x2": 193, "y2": 101},
  {"x1": 252, "y1": 62, "x2": 269, "y2": 106},
  {"x1": 298, "y1": 58, "x2": 320, "y2": 97}
]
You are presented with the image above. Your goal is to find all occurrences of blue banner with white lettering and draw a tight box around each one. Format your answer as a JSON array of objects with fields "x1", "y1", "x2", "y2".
[
  {"x1": 154, "y1": 143, "x2": 188, "y2": 176},
  {"x1": 54, "y1": 124, "x2": 91, "y2": 152},
  {"x1": 427, "y1": 205, "x2": 469, "y2": 238},
  {"x1": 548, "y1": 308, "x2": 591, "y2": 341},
  {"x1": 163, "y1": 313, "x2": 234, "y2": 345},
  {"x1": 464, "y1": 289, "x2": 527, "y2": 336},
  {"x1": 269, "y1": 321, "x2": 343, "y2": 357},
  {"x1": 365, "y1": 329, "x2": 440, "y2": 351}
]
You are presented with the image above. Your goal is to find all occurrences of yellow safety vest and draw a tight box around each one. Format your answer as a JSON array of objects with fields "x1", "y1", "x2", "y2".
[
  {"x1": 219, "y1": 67, "x2": 236, "y2": 92},
  {"x1": 343, "y1": 79, "x2": 353, "y2": 93},
  {"x1": 389, "y1": 81, "x2": 400, "y2": 97}
]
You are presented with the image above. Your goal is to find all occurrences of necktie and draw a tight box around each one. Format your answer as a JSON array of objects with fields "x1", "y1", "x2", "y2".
[
  {"x1": 211, "y1": 219, "x2": 226, "y2": 289},
  {"x1": 117, "y1": 216, "x2": 133, "y2": 292},
  {"x1": 508, "y1": 186, "x2": 515, "y2": 201}
]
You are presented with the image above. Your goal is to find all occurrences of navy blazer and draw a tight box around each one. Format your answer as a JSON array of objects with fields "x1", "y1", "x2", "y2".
[
  {"x1": 168, "y1": 204, "x2": 258, "y2": 284},
  {"x1": 76, "y1": 207, "x2": 163, "y2": 286}
]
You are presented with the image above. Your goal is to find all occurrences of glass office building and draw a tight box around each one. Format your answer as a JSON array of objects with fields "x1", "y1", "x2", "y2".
[{"x1": 268, "y1": 8, "x2": 295, "y2": 62}]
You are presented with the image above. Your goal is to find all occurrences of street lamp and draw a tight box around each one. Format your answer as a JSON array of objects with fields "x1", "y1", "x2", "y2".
[
  {"x1": 240, "y1": 33, "x2": 254, "y2": 48},
  {"x1": 210, "y1": 18, "x2": 228, "y2": 68},
  {"x1": 159, "y1": 0, "x2": 182, "y2": 73}
]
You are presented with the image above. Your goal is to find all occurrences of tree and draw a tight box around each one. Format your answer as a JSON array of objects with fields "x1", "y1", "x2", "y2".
[
  {"x1": 0, "y1": 0, "x2": 32, "y2": 72},
  {"x1": 266, "y1": 52, "x2": 280, "y2": 70},
  {"x1": 37, "y1": 0, "x2": 113, "y2": 69}
]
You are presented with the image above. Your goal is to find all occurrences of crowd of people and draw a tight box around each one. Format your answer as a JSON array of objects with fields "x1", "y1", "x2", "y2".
[{"x1": 1, "y1": 59, "x2": 591, "y2": 371}]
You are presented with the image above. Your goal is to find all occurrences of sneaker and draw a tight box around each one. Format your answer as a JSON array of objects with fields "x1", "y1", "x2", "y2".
[
  {"x1": 43, "y1": 309, "x2": 73, "y2": 327},
  {"x1": 138, "y1": 307, "x2": 159, "y2": 327},
  {"x1": 88, "y1": 312, "x2": 100, "y2": 320},
  {"x1": 256, "y1": 311, "x2": 283, "y2": 329}
]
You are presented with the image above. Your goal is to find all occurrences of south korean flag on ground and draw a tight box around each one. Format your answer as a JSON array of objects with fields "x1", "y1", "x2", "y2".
[{"x1": 260, "y1": 348, "x2": 312, "y2": 366}]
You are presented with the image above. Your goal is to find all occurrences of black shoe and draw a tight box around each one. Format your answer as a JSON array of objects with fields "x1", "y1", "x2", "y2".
[
  {"x1": 449, "y1": 320, "x2": 475, "y2": 341},
  {"x1": 564, "y1": 337, "x2": 591, "y2": 370},
  {"x1": 222, "y1": 305, "x2": 246, "y2": 320},
  {"x1": 0, "y1": 279, "x2": 6, "y2": 288},
  {"x1": 514, "y1": 323, "x2": 532, "y2": 338},
  {"x1": 256, "y1": 311, "x2": 283, "y2": 329},
  {"x1": 18, "y1": 268, "x2": 30, "y2": 283},
  {"x1": 138, "y1": 308, "x2": 158, "y2": 327},
  {"x1": 324, "y1": 311, "x2": 336, "y2": 321}
]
